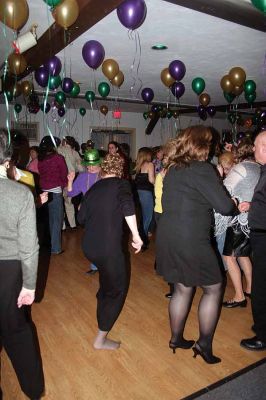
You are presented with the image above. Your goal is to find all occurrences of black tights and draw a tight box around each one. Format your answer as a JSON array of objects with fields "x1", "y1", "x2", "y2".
[{"x1": 169, "y1": 282, "x2": 223, "y2": 351}]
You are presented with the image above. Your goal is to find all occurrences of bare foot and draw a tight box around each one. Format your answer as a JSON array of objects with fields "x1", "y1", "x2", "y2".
[{"x1": 93, "y1": 338, "x2": 121, "y2": 350}]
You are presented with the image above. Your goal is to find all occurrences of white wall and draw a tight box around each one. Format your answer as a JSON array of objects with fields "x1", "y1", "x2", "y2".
[{"x1": 0, "y1": 103, "x2": 229, "y2": 158}]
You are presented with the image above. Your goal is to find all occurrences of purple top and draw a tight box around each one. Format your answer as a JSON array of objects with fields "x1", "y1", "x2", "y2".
[{"x1": 67, "y1": 171, "x2": 100, "y2": 197}]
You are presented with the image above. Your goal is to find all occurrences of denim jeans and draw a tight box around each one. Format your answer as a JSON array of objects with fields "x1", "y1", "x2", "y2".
[
  {"x1": 137, "y1": 190, "x2": 154, "y2": 244},
  {"x1": 48, "y1": 192, "x2": 64, "y2": 254}
]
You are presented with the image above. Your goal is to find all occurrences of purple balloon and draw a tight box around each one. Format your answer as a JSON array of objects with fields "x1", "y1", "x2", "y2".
[
  {"x1": 35, "y1": 66, "x2": 49, "y2": 88},
  {"x1": 197, "y1": 105, "x2": 207, "y2": 121},
  {"x1": 117, "y1": 0, "x2": 147, "y2": 30},
  {"x1": 169, "y1": 60, "x2": 186, "y2": 81},
  {"x1": 61, "y1": 77, "x2": 74, "y2": 93},
  {"x1": 151, "y1": 104, "x2": 159, "y2": 113},
  {"x1": 207, "y1": 105, "x2": 216, "y2": 118},
  {"x1": 171, "y1": 82, "x2": 185, "y2": 99},
  {"x1": 58, "y1": 107, "x2": 65, "y2": 117},
  {"x1": 44, "y1": 56, "x2": 62, "y2": 77},
  {"x1": 141, "y1": 87, "x2": 154, "y2": 104},
  {"x1": 82, "y1": 40, "x2": 105, "y2": 70}
]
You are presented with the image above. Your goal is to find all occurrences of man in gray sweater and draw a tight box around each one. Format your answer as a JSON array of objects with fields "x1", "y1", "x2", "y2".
[{"x1": 0, "y1": 129, "x2": 44, "y2": 399}]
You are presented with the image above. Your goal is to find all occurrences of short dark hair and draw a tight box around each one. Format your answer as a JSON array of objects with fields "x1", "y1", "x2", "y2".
[{"x1": 0, "y1": 129, "x2": 12, "y2": 165}]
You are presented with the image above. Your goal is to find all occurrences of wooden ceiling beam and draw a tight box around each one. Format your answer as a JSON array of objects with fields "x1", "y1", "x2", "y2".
[
  {"x1": 20, "y1": 0, "x2": 124, "y2": 78},
  {"x1": 164, "y1": 0, "x2": 266, "y2": 32}
]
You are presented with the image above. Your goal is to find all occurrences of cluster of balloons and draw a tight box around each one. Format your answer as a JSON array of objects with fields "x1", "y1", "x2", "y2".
[
  {"x1": 197, "y1": 105, "x2": 216, "y2": 121},
  {"x1": 102, "y1": 59, "x2": 125, "y2": 88},
  {"x1": 117, "y1": 0, "x2": 147, "y2": 30},
  {"x1": 44, "y1": 0, "x2": 79, "y2": 30},
  {"x1": 160, "y1": 60, "x2": 186, "y2": 100},
  {"x1": 220, "y1": 66, "x2": 256, "y2": 105},
  {"x1": 27, "y1": 93, "x2": 40, "y2": 114},
  {"x1": 226, "y1": 109, "x2": 266, "y2": 129},
  {"x1": 4, "y1": 78, "x2": 33, "y2": 101},
  {"x1": 0, "y1": 0, "x2": 29, "y2": 31},
  {"x1": 143, "y1": 105, "x2": 179, "y2": 120}
]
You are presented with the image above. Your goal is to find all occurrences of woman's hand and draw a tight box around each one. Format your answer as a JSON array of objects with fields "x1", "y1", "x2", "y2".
[
  {"x1": 132, "y1": 235, "x2": 143, "y2": 254},
  {"x1": 238, "y1": 201, "x2": 250, "y2": 213},
  {"x1": 67, "y1": 171, "x2": 75, "y2": 182}
]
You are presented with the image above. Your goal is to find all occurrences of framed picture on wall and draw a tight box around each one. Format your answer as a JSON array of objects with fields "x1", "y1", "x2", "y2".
[{"x1": 11, "y1": 121, "x2": 39, "y2": 143}]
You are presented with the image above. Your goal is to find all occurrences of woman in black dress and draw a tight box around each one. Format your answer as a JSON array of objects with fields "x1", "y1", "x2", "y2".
[
  {"x1": 156, "y1": 126, "x2": 237, "y2": 363},
  {"x1": 78, "y1": 154, "x2": 142, "y2": 350}
]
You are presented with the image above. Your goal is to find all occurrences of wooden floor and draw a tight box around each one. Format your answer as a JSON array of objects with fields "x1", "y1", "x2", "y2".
[{"x1": 1, "y1": 227, "x2": 266, "y2": 400}]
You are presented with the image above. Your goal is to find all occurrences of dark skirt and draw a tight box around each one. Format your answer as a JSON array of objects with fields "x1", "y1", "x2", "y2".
[{"x1": 223, "y1": 226, "x2": 251, "y2": 257}]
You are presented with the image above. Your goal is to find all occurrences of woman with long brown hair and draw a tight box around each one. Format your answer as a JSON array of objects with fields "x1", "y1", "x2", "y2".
[
  {"x1": 156, "y1": 126, "x2": 237, "y2": 364},
  {"x1": 134, "y1": 147, "x2": 155, "y2": 248}
]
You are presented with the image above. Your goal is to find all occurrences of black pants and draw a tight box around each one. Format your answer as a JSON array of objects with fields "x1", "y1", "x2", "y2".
[
  {"x1": 250, "y1": 232, "x2": 266, "y2": 341},
  {"x1": 0, "y1": 260, "x2": 44, "y2": 399},
  {"x1": 95, "y1": 253, "x2": 129, "y2": 332}
]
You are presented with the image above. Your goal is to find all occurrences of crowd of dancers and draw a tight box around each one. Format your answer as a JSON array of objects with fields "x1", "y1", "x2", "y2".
[{"x1": 1, "y1": 125, "x2": 266, "y2": 399}]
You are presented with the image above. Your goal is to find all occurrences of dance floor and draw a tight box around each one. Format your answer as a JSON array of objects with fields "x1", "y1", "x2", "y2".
[{"x1": 1, "y1": 227, "x2": 266, "y2": 400}]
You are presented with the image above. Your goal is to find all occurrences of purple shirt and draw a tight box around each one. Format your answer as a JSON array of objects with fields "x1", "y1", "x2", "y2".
[{"x1": 67, "y1": 171, "x2": 100, "y2": 197}]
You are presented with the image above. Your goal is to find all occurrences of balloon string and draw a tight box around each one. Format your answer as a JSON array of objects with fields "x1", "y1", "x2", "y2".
[
  {"x1": 177, "y1": 99, "x2": 181, "y2": 133},
  {"x1": 129, "y1": 30, "x2": 137, "y2": 96},
  {"x1": 136, "y1": 31, "x2": 143, "y2": 96},
  {"x1": 82, "y1": 117, "x2": 84, "y2": 143}
]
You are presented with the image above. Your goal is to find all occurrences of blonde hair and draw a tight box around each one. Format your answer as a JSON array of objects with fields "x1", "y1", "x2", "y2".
[
  {"x1": 165, "y1": 125, "x2": 212, "y2": 169},
  {"x1": 101, "y1": 153, "x2": 124, "y2": 178},
  {"x1": 135, "y1": 147, "x2": 152, "y2": 174},
  {"x1": 218, "y1": 151, "x2": 235, "y2": 167},
  {"x1": 162, "y1": 138, "x2": 179, "y2": 168}
]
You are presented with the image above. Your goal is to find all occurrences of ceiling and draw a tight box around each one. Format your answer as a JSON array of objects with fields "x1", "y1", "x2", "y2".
[{"x1": 0, "y1": 0, "x2": 265, "y2": 114}]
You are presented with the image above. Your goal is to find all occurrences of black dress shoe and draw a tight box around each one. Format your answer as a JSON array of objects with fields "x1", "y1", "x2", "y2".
[
  {"x1": 240, "y1": 336, "x2": 266, "y2": 351},
  {"x1": 222, "y1": 299, "x2": 247, "y2": 308},
  {"x1": 244, "y1": 291, "x2": 251, "y2": 298}
]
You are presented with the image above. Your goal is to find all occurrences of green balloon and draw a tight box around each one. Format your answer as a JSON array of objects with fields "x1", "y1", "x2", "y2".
[
  {"x1": 245, "y1": 92, "x2": 256, "y2": 105},
  {"x1": 85, "y1": 90, "x2": 95, "y2": 103},
  {"x1": 244, "y1": 80, "x2": 256, "y2": 95},
  {"x1": 223, "y1": 91, "x2": 235, "y2": 104},
  {"x1": 252, "y1": 114, "x2": 259, "y2": 125},
  {"x1": 4, "y1": 90, "x2": 13, "y2": 102},
  {"x1": 251, "y1": 0, "x2": 266, "y2": 13},
  {"x1": 55, "y1": 91, "x2": 66, "y2": 105},
  {"x1": 98, "y1": 82, "x2": 110, "y2": 98},
  {"x1": 228, "y1": 113, "x2": 236, "y2": 124},
  {"x1": 167, "y1": 110, "x2": 173, "y2": 119},
  {"x1": 79, "y1": 107, "x2": 86, "y2": 117},
  {"x1": 191, "y1": 77, "x2": 205, "y2": 95},
  {"x1": 48, "y1": 75, "x2": 61, "y2": 90},
  {"x1": 70, "y1": 83, "x2": 80, "y2": 98},
  {"x1": 43, "y1": 0, "x2": 62, "y2": 7},
  {"x1": 14, "y1": 103, "x2": 22, "y2": 113},
  {"x1": 143, "y1": 112, "x2": 148, "y2": 120}
]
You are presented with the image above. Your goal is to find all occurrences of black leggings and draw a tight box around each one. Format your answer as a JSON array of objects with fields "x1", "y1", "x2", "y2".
[
  {"x1": 0, "y1": 260, "x2": 44, "y2": 399},
  {"x1": 94, "y1": 253, "x2": 130, "y2": 332},
  {"x1": 169, "y1": 281, "x2": 224, "y2": 351}
]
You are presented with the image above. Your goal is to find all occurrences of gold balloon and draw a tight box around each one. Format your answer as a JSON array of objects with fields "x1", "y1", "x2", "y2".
[
  {"x1": 52, "y1": 0, "x2": 79, "y2": 29},
  {"x1": 199, "y1": 93, "x2": 210, "y2": 107},
  {"x1": 111, "y1": 71, "x2": 124, "y2": 87},
  {"x1": 102, "y1": 59, "x2": 119, "y2": 81},
  {"x1": 232, "y1": 85, "x2": 244, "y2": 96},
  {"x1": 21, "y1": 80, "x2": 33, "y2": 96},
  {"x1": 220, "y1": 75, "x2": 233, "y2": 94},
  {"x1": 160, "y1": 68, "x2": 175, "y2": 88},
  {"x1": 229, "y1": 67, "x2": 246, "y2": 87},
  {"x1": 0, "y1": 0, "x2": 29, "y2": 31},
  {"x1": 12, "y1": 82, "x2": 22, "y2": 97},
  {"x1": 8, "y1": 53, "x2": 27, "y2": 75},
  {"x1": 100, "y1": 105, "x2": 108, "y2": 115}
]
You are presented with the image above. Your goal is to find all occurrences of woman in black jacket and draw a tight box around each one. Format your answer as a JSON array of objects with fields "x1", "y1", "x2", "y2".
[{"x1": 156, "y1": 126, "x2": 237, "y2": 363}]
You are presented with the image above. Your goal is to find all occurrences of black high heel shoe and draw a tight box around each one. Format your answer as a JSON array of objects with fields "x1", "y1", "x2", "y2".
[
  {"x1": 192, "y1": 343, "x2": 221, "y2": 364},
  {"x1": 169, "y1": 339, "x2": 195, "y2": 353}
]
